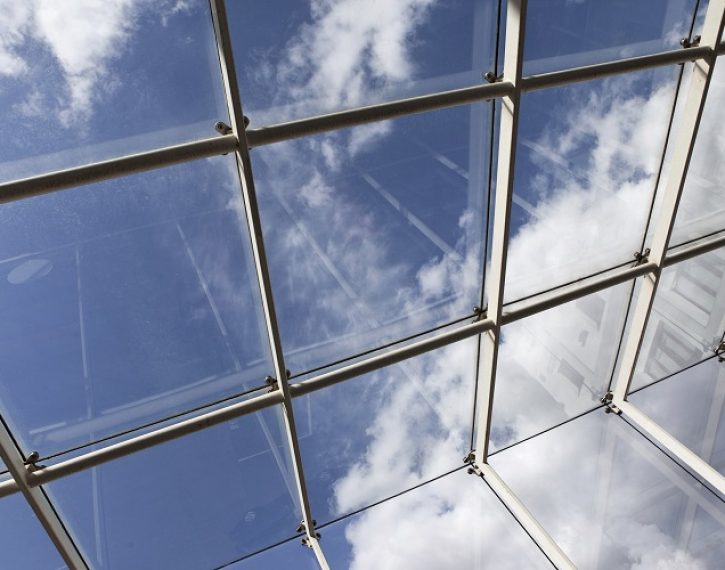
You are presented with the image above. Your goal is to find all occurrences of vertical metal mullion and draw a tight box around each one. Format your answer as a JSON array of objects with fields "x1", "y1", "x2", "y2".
[
  {"x1": 610, "y1": 0, "x2": 725, "y2": 405},
  {"x1": 208, "y1": 2, "x2": 329, "y2": 568},
  {"x1": 0, "y1": 419, "x2": 88, "y2": 569},
  {"x1": 472, "y1": 0, "x2": 526, "y2": 463}
]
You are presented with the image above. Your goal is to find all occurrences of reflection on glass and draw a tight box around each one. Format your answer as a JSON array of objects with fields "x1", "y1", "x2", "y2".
[
  {"x1": 229, "y1": 537, "x2": 319, "y2": 570},
  {"x1": 293, "y1": 339, "x2": 477, "y2": 524},
  {"x1": 630, "y1": 357, "x2": 725, "y2": 475},
  {"x1": 491, "y1": 282, "x2": 631, "y2": 451},
  {"x1": 47, "y1": 406, "x2": 298, "y2": 570},
  {"x1": 0, "y1": 156, "x2": 273, "y2": 457},
  {"x1": 0, "y1": 0, "x2": 227, "y2": 183},
  {"x1": 524, "y1": 0, "x2": 698, "y2": 75},
  {"x1": 319, "y1": 468, "x2": 551, "y2": 569},
  {"x1": 0, "y1": 494, "x2": 67, "y2": 569},
  {"x1": 229, "y1": 0, "x2": 498, "y2": 124},
  {"x1": 491, "y1": 410, "x2": 725, "y2": 568},
  {"x1": 671, "y1": 64, "x2": 725, "y2": 246},
  {"x1": 632, "y1": 248, "x2": 725, "y2": 391},
  {"x1": 255, "y1": 104, "x2": 489, "y2": 374},
  {"x1": 505, "y1": 67, "x2": 677, "y2": 302}
]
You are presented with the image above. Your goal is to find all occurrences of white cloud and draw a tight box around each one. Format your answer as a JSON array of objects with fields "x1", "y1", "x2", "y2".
[{"x1": 0, "y1": 0, "x2": 197, "y2": 125}]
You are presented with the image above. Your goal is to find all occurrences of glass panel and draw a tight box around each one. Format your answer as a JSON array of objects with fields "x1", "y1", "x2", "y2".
[
  {"x1": 47, "y1": 406, "x2": 299, "y2": 570},
  {"x1": 524, "y1": 0, "x2": 699, "y2": 75},
  {"x1": 632, "y1": 248, "x2": 725, "y2": 391},
  {"x1": 319, "y1": 469, "x2": 551, "y2": 569},
  {"x1": 0, "y1": 156, "x2": 273, "y2": 457},
  {"x1": 0, "y1": 0, "x2": 227, "y2": 182},
  {"x1": 229, "y1": 0, "x2": 498, "y2": 124},
  {"x1": 229, "y1": 538, "x2": 318, "y2": 570},
  {"x1": 293, "y1": 338, "x2": 478, "y2": 524},
  {"x1": 630, "y1": 357, "x2": 725, "y2": 474},
  {"x1": 490, "y1": 282, "x2": 632, "y2": 452},
  {"x1": 490, "y1": 409, "x2": 725, "y2": 569},
  {"x1": 670, "y1": 63, "x2": 725, "y2": 246},
  {"x1": 255, "y1": 104, "x2": 489, "y2": 374},
  {"x1": 505, "y1": 67, "x2": 678, "y2": 303},
  {"x1": 0, "y1": 494, "x2": 67, "y2": 569}
]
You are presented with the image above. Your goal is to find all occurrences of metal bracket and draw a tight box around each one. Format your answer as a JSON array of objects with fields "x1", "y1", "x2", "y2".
[
  {"x1": 463, "y1": 450, "x2": 476, "y2": 464},
  {"x1": 600, "y1": 392, "x2": 621, "y2": 415},
  {"x1": 24, "y1": 451, "x2": 45, "y2": 472},
  {"x1": 214, "y1": 121, "x2": 233, "y2": 135},
  {"x1": 472, "y1": 306, "x2": 487, "y2": 322},
  {"x1": 680, "y1": 35, "x2": 702, "y2": 49},
  {"x1": 714, "y1": 332, "x2": 725, "y2": 362},
  {"x1": 633, "y1": 248, "x2": 651, "y2": 265},
  {"x1": 265, "y1": 375, "x2": 278, "y2": 393},
  {"x1": 298, "y1": 520, "x2": 321, "y2": 546},
  {"x1": 483, "y1": 71, "x2": 504, "y2": 84},
  {"x1": 466, "y1": 463, "x2": 483, "y2": 476}
]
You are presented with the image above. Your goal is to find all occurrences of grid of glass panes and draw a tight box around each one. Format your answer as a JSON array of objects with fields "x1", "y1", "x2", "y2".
[{"x1": 0, "y1": 1, "x2": 724, "y2": 568}]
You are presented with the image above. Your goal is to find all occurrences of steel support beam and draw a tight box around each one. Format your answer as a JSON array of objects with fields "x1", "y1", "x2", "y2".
[
  {"x1": 208, "y1": 2, "x2": 329, "y2": 568},
  {"x1": 471, "y1": 0, "x2": 527, "y2": 463},
  {"x1": 476, "y1": 463, "x2": 576, "y2": 569},
  {"x1": 0, "y1": 418, "x2": 88, "y2": 569},
  {"x1": 617, "y1": 401, "x2": 725, "y2": 496},
  {"x1": 610, "y1": 0, "x2": 725, "y2": 404},
  {"x1": 0, "y1": 134, "x2": 237, "y2": 205}
]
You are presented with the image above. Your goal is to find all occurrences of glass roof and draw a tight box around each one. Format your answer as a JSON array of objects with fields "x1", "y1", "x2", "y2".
[{"x1": 0, "y1": 1, "x2": 724, "y2": 569}]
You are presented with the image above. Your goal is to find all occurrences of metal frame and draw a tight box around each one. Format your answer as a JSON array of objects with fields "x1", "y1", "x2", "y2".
[{"x1": 1, "y1": 1, "x2": 724, "y2": 568}]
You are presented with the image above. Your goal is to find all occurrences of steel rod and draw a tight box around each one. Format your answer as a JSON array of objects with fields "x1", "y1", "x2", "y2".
[{"x1": 0, "y1": 134, "x2": 237, "y2": 204}]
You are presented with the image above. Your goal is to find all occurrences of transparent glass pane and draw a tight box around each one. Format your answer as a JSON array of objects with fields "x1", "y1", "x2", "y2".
[
  {"x1": 293, "y1": 338, "x2": 478, "y2": 524},
  {"x1": 524, "y1": 0, "x2": 699, "y2": 75},
  {"x1": 0, "y1": 156, "x2": 273, "y2": 457},
  {"x1": 229, "y1": 538, "x2": 319, "y2": 569},
  {"x1": 630, "y1": 357, "x2": 725, "y2": 474},
  {"x1": 229, "y1": 0, "x2": 498, "y2": 124},
  {"x1": 319, "y1": 469, "x2": 551, "y2": 569},
  {"x1": 0, "y1": 0, "x2": 227, "y2": 183},
  {"x1": 505, "y1": 67, "x2": 678, "y2": 303},
  {"x1": 490, "y1": 282, "x2": 632, "y2": 452},
  {"x1": 0, "y1": 494, "x2": 67, "y2": 569},
  {"x1": 632, "y1": 248, "x2": 725, "y2": 391},
  {"x1": 491, "y1": 409, "x2": 725, "y2": 569},
  {"x1": 255, "y1": 104, "x2": 489, "y2": 374},
  {"x1": 670, "y1": 63, "x2": 725, "y2": 247},
  {"x1": 47, "y1": 406, "x2": 299, "y2": 570}
]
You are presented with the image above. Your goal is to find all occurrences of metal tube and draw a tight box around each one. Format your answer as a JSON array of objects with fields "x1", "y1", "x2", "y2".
[
  {"x1": 0, "y1": 134, "x2": 238, "y2": 204},
  {"x1": 521, "y1": 46, "x2": 712, "y2": 92},
  {"x1": 478, "y1": 464, "x2": 576, "y2": 569},
  {"x1": 617, "y1": 401, "x2": 725, "y2": 496},
  {"x1": 245, "y1": 82, "x2": 514, "y2": 147},
  {"x1": 663, "y1": 232, "x2": 725, "y2": 266}
]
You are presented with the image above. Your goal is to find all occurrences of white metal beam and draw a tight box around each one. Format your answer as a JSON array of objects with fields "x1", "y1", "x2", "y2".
[
  {"x1": 610, "y1": 0, "x2": 725, "y2": 403},
  {"x1": 472, "y1": 0, "x2": 528, "y2": 462},
  {"x1": 476, "y1": 463, "x2": 576, "y2": 569},
  {"x1": 617, "y1": 401, "x2": 725, "y2": 496},
  {"x1": 208, "y1": 2, "x2": 328, "y2": 568},
  {"x1": 0, "y1": 418, "x2": 88, "y2": 569}
]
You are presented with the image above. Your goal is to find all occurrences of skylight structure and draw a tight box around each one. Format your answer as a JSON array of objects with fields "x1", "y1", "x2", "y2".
[{"x1": 0, "y1": 0, "x2": 724, "y2": 568}]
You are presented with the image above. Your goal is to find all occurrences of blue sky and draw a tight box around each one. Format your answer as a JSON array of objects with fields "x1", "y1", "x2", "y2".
[{"x1": 0, "y1": 0, "x2": 724, "y2": 569}]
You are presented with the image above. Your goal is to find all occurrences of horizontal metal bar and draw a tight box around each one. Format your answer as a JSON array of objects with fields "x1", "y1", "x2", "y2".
[
  {"x1": 13, "y1": 391, "x2": 282, "y2": 492},
  {"x1": 0, "y1": 134, "x2": 238, "y2": 204},
  {"x1": 478, "y1": 463, "x2": 576, "y2": 569},
  {"x1": 0, "y1": 233, "x2": 719, "y2": 499},
  {"x1": 521, "y1": 45, "x2": 712, "y2": 92},
  {"x1": 289, "y1": 317, "x2": 496, "y2": 397},
  {"x1": 245, "y1": 82, "x2": 514, "y2": 147},
  {"x1": 502, "y1": 261, "x2": 657, "y2": 324},
  {"x1": 617, "y1": 401, "x2": 725, "y2": 496},
  {"x1": 663, "y1": 232, "x2": 725, "y2": 266}
]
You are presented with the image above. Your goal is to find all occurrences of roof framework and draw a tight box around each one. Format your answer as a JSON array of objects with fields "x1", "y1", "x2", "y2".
[{"x1": 1, "y1": 1, "x2": 725, "y2": 568}]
